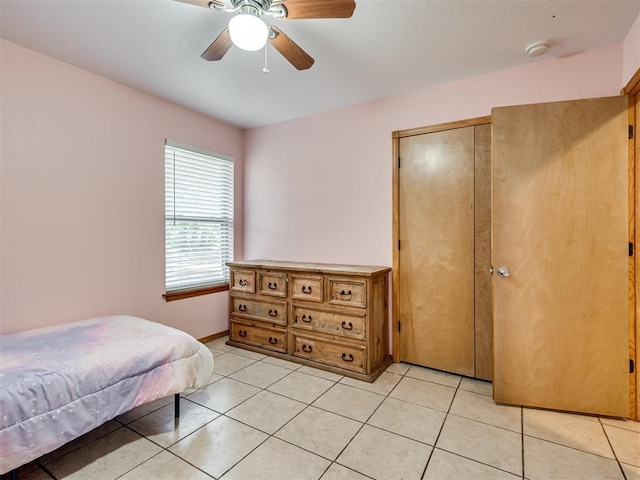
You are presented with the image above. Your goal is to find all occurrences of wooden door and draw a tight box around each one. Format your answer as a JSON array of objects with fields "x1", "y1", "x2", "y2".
[
  {"x1": 398, "y1": 127, "x2": 475, "y2": 376},
  {"x1": 492, "y1": 96, "x2": 629, "y2": 417},
  {"x1": 474, "y1": 124, "x2": 493, "y2": 380}
]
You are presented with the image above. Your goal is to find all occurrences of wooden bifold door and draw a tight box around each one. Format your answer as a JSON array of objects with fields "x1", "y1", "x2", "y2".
[{"x1": 394, "y1": 119, "x2": 492, "y2": 380}]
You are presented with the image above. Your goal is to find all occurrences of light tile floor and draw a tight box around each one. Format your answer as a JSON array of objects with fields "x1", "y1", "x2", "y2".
[{"x1": 5, "y1": 336, "x2": 639, "y2": 480}]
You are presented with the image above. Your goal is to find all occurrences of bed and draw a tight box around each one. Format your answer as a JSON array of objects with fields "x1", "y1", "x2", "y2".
[{"x1": 0, "y1": 315, "x2": 214, "y2": 475}]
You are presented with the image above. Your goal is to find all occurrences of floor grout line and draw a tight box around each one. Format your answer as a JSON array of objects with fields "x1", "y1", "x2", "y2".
[
  {"x1": 520, "y1": 432, "x2": 625, "y2": 462},
  {"x1": 521, "y1": 406, "x2": 525, "y2": 480},
  {"x1": 198, "y1": 366, "x2": 343, "y2": 478},
  {"x1": 214, "y1": 371, "x2": 355, "y2": 478},
  {"x1": 319, "y1": 364, "x2": 409, "y2": 478},
  {"x1": 16, "y1": 348, "x2": 637, "y2": 480},
  {"x1": 119, "y1": 384, "x2": 265, "y2": 480},
  {"x1": 112, "y1": 450, "x2": 165, "y2": 480},
  {"x1": 156, "y1": 366, "x2": 521, "y2": 480},
  {"x1": 161, "y1": 449, "x2": 217, "y2": 479},
  {"x1": 429, "y1": 447, "x2": 524, "y2": 479},
  {"x1": 420, "y1": 374, "x2": 462, "y2": 479},
  {"x1": 445, "y1": 410, "x2": 523, "y2": 435},
  {"x1": 214, "y1": 430, "x2": 270, "y2": 479},
  {"x1": 599, "y1": 417, "x2": 629, "y2": 480}
]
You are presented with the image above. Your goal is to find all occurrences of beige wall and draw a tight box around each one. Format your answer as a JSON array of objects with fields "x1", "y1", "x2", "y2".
[
  {"x1": 624, "y1": 11, "x2": 640, "y2": 87},
  {"x1": 1, "y1": 35, "x2": 633, "y2": 340},
  {"x1": 0, "y1": 39, "x2": 244, "y2": 338},
  {"x1": 243, "y1": 43, "x2": 623, "y2": 268}
]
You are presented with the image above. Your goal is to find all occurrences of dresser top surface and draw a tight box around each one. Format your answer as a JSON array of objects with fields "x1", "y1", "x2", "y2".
[{"x1": 227, "y1": 260, "x2": 391, "y2": 276}]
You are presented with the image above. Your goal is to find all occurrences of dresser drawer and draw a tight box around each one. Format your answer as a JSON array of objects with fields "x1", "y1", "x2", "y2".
[
  {"x1": 328, "y1": 278, "x2": 367, "y2": 308},
  {"x1": 230, "y1": 269, "x2": 256, "y2": 294},
  {"x1": 232, "y1": 296, "x2": 287, "y2": 326},
  {"x1": 292, "y1": 333, "x2": 366, "y2": 373},
  {"x1": 291, "y1": 305, "x2": 365, "y2": 340},
  {"x1": 290, "y1": 275, "x2": 323, "y2": 302},
  {"x1": 230, "y1": 320, "x2": 287, "y2": 353},
  {"x1": 258, "y1": 272, "x2": 287, "y2": 297}
]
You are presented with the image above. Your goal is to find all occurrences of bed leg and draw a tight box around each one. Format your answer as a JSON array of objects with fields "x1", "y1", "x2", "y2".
[
  {"x1": 10, "y1": 469, "x2": 18, "y2": 480},
  {"x1": 174, "y1": 393, "x2": 180, "y2": 418}
]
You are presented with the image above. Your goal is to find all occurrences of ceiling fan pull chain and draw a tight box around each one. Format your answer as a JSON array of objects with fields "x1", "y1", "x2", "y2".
[{"x1": 263, "y1": 44, "x2": 270, "y2": 74}]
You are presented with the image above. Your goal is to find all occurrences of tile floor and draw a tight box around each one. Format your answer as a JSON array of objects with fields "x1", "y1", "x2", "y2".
[{"x1": 5, "y1": 336, "x2": 640, "y2": 480}]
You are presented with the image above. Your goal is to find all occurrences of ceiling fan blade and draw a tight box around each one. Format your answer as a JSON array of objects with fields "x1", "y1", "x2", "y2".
[
  {"x1": 275, "y1": 0, "x2": 355, "y2": 19},
  {"x1": 268, "y1": 26, "x2": 314, "y2": 70},
  {"x1": 174, "y1": 0, "x2": 224, "y2": 9},
  {"x1": 201, "y1": 28, "x2": 233, "y2": 61}
]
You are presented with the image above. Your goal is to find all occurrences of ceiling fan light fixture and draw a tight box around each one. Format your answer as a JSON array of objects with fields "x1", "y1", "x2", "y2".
[{"x1": 228, "y1": 13, "x2": 268, "y2": 51}]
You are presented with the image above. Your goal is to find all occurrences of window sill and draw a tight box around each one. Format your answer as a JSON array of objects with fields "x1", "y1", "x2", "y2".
[{"x1": 163, "y1": 283, "x2": 229, "y2": 302}]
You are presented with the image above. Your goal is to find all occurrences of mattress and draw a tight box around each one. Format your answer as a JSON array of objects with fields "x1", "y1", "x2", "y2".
[{"x1": 0, "y1": 315, "x2": 214, "y2": 474}]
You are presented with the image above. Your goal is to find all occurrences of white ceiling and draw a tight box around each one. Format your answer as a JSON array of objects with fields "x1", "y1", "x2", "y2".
[{"x1": 1, "y1": 0, "x2": 639, "y2": 129}]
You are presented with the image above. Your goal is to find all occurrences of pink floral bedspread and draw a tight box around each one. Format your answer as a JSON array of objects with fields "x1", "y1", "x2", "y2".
[{"x1": 0, "y1": 315, "x2": 214, "y2": 474}]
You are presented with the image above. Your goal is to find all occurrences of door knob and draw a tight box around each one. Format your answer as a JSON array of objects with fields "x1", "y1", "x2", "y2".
[{"x1": 497, "y1": 267, "x2": 511, "y2": 277}]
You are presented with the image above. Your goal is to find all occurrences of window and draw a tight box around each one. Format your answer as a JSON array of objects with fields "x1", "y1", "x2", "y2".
[{"x1": 164, "y1": 141, "x2": 234, "y2": 299}]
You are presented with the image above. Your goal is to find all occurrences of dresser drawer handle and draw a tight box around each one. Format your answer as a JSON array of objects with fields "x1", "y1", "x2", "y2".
[
  {"x1": 294, "y1": 315, "x2": 312, "y2": 323},
  {"x1": 302, "y1": 344, "x2": 313, "y2": 353},
  {"x1": 238, "y1": 279, "x2": 248, "y2": 287},
  {"x1": 268, "y1": 309, "x2": 278, "y2": 317},
  {"x1": 301, "y1": 285, "x2": 313, "y2": 294},
  {"x1": 268, "y1": 282, "x2": 277, "y2": 290},
  {"x1": 268, "y1": 337, "x2": 278, "y2": 345},
  {"x1": 238, "y1": 304, "x2": 247, "y2": 312},
  {"x1": 238, "y1": 330, "x2": 247, "y2": 337},
  {"x1": 341, "y1": 321, "x2": 353, "y2": 331},
  {"x1": 341, "y1": 353, "x2": 354, "y2": 362},
  {"x1": 339, "y1": 290, "x2": 352, "y2": 298}
]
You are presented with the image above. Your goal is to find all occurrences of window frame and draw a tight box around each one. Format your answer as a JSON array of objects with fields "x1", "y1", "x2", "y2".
[{"x1": 163, "y1": 140, "x2": 234, "y2": 301}]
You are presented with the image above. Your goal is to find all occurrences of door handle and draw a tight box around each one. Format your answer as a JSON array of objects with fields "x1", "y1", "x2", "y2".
[{"x1": 497, "y1": 267, "x2": 511, "y2": 277}]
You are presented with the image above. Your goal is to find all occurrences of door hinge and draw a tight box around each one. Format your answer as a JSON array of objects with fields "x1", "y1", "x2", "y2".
[
  {"x1": 631, "y1": 359, "x2": 635, "y2": 374},
  {"x1": 630, "y1": 242, "x2": 634, "y2": 257},
  {"x1": 630, "y1": 125, "x2": 634, "y2": 140},
  {"x1": 397, "y1": 321, "x2": 401, "y2": 333},
  {"x1": 397, "y1": 157, "x2": 401, "y2": 168}
]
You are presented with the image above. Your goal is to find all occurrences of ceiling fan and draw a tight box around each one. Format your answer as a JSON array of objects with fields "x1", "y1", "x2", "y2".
[{"x1": 176, "y1": 0, "x2": 356, "y2": 70}]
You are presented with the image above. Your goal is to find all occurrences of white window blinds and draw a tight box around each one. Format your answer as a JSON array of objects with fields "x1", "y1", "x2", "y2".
[{"x1": 165, "y1": 141, "x2": 234, "y2": 292}]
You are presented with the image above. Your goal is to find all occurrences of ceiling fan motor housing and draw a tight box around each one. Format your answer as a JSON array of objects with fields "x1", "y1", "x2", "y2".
[
  {"x1": 237, "y1": 4, "x2": 261, "y2": 16},
  {"x1": 234, "y1": 0, "x2": 271, "y2": 14},
  {"x1": 208, "y1": 0, "x2": 287, "y2": 19}
]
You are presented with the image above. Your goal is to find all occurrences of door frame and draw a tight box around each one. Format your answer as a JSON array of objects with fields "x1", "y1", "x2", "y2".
[
  {"x1": 623, "y1": 67, "x2": 640, "y2": 421},
  {"x1": 391, "y1": 116, "x2": 491, "y2": 364},
  {"x1": 391, "y1": 104, "x2": 637, "y2": 419}
]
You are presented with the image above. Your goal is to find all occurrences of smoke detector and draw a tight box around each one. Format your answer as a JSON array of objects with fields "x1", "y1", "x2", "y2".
[{"x1": 525, "y1": 42, "x2": 550, "y2": 57}]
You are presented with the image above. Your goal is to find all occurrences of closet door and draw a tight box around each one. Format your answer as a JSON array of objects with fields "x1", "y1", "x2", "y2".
[
  {"x1": 474, "y1": 124, "x2": 492, "y2": 380},
  {"x1": 398, "y1": 127, "x2": 475, "y2": 376},
  {"x1": 492, "y1": 96, "x2": 629, "y2": 417}
]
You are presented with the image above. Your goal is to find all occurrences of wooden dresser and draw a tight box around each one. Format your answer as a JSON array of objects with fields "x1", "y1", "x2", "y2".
[{"x1": 226, "y1": 260, "x2": 392, "y2": 382}]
